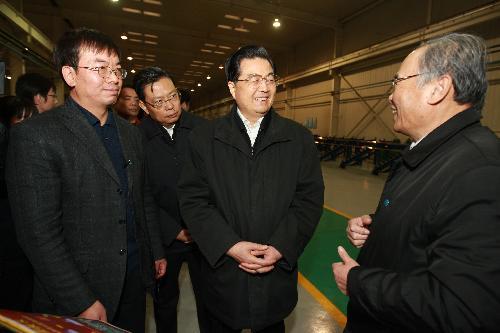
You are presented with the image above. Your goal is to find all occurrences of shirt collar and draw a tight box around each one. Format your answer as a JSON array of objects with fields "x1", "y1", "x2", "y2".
[{"x1": 69, "y1": 96, "x2": 114, "y2": 128}]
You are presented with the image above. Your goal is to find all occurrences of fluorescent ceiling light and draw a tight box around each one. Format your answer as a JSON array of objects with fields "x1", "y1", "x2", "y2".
[
  {"x1": 144, "y1": 40, "x2": 158, "y2": 45},
  {"x1": 129, "y1": 38, "x2": 143, "y2": 43},
  {"x1": 243, "y1": 18, "x2": 258, "y2": 24},
  {"x1": 234, "y1": 27, "x2": 249, "y2": 33},
  {"x1": 224, "y1": 14, "x2": 240, "y2": 20},
  {"x1": 217, "y1": 24, "x2": 232, "y2": 30},
  {"x1": 204, "y1": 61, "x2": 214, "y2": 65},
  {"x1": 192, "y1": 60, "x2": 202, "y2": 63},
  {"x1": 143, "y1": 0, "x2": 162, "y2": 5},
  {"x1": 218, "y1": 45, "x2": 231, "y2": 50},
  {"x1": 200, "y1": 49, "x2": 212, "y2": 53},
  {"x1": 144, "y1": 11, "x2": 161, "y2": 17},
  {"x1": 204, "y1": 43, "x2": 216, "y2": 47},
  {"x1": 144, "y1": 34, "x2": 158, "y2": 39},
  {"x1": 213, "y1": 51, "x2": 225, "y2": 55},
  {"x1": 122, "y1": 7, "x2": 141, "y2": 14},
  {"x1": 128, "y1": 31, "x2": 142, "y2": 36}
]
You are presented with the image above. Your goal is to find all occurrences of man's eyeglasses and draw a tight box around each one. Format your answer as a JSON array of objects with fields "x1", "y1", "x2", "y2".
[
  {"x1": 78, "y1": 66, "x2": 128, "y2": 80},
  {"x1": 236, "y1": 74, "x2": 279, "y2": 87},
  {"x1": 144, "y1": 91, "x2": 181, "y2": 109},
  {"x1": 391, "y1": 73, "x2": 430, "y2": 87}
]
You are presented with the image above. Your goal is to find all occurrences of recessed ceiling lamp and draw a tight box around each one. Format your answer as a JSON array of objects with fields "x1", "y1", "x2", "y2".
[
  {"x1": 130, "y1": 69, "x2": 136, "y2": 73},
  {"x1": 127, "y1": 56, "x2": 133, "y2": 60},
  {"x1": 121, "y1": 34, "x2": 128, "y2": 40},
  {"x1": 5, "y1": 75, "x2": 12, "y2": 80},
  {"x1": 206, "y1": 75, "x2": 211, "y2": 80},
  {"x1": 111, "y1": 0, "x2": 119, "y2": 2},
  {"x1": 197, "y1": 83, "x2": 201, "y2": 87},
  {"x1": 273, "y1": 18, "x2": 281, "y2": 28},
  {"x1": 218, "y1": 65, "x2": 224, "y2": 69},
  {"x1": 190, "y1": 89, "x2": 195, "y2": 92}
]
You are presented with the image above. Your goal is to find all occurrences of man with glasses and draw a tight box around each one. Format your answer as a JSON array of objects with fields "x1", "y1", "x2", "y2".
[
  {"x1": 15, "y1": 72, "x2": 58, "y2": 113},
  {"x1": 133, "y1": 67, "x2": 209, "y2": 333},
  {"x1": 6, "y1": 28, "x2": 166, "y2": 333},
  {"x1": 334, "y1": 33, "x2": 500, "y2": 332},
  {"x1": 178, "y1": 45, "x2": 324, "y2": 332}
]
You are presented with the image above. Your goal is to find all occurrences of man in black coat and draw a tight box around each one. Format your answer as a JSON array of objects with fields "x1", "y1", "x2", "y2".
[
  {"x1": 334, "y1": 33, "x2": 500, "y2": 332},
  {"x1": 6, "y1": 28, "x2": 166, "y2": 333},
  {"x1": 178, "y1": 46, "x2": 325, "y2": 332},
  {"x1": 133, "y1": 67, "x2": 209, "y2": 333}
]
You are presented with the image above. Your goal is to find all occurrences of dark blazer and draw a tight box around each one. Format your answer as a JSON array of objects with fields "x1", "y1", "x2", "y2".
[
  {"x1": 178, "y1": 106, "x2": 324, "y2": 329},
  {"x1": 6, "y1": 100, "x2": 163, "y2": 319},
  {"x1": 138, "y1": 111, "x2": 206, "y2": 254},
  {"x1": 346, "y1": 108, "x2": 500, "y2": 332}
]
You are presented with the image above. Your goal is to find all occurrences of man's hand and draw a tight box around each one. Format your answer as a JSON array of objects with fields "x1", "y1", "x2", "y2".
[
  {"x1": 176, "y1": 229, "x2": 192, "y2": 243},
  {"x1": 78, "y1": 300, "x2": 107, "y2": 322},
  {"x1": 332, "y1": 246, "x2": 359, "y2": 295},
  {"x1": 346, "y1": 215, "x2": 372, "y2": 248},
  {"x1": 227, "y1": 241, "x2": 272, "y2": 274},
  {"x1": 154, "y1": 258, "x2": 167, "y2": 279},
  {"x1": 241, "y1": 245, "x2": 283, "y2": 274}
]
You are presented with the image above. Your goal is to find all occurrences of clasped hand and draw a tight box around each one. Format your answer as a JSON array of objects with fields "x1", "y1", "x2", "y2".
[{"x1": 227, "y1": 241, "x2": 282, "y2": 274}]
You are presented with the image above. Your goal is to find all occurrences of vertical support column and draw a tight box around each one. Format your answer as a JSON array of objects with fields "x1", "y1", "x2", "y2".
[
  {"x1": 8, "y1": 51, "x2": 25, "y2": 95},
  {"x1": 54, "y1": 78, "x2": 65, "y2": 104},
  {"x1": 329, "y1": 28, "x2": 342, "y2": 137},
  {"x1": 285, "y1": 84, "x2": 293, "y2": 120}
]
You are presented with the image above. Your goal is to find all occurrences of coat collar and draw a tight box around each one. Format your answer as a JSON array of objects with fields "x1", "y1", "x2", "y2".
[
  {"x1": 214, "y1": 104, "x2": 291, "y2": 157},
  {"x1": 402, "y1": 107, "x2": 481, "y2": 169},
  {"x1": 140, "y1": 111, "x2": 195, "y2": 141},
  {"x1": 59, "y1": 97, "x2": 121, "y2": 185}
]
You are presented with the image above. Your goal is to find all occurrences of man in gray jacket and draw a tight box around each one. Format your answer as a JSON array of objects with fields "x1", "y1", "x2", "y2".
[{"x1": 7, "y1": 28, "x2": 166, "y2": 333}]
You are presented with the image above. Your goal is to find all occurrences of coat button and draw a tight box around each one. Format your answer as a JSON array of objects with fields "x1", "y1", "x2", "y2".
[
  {"x1": 119, "y1": 219, "x2": 125, "y2": 225},
  {"x1": 117, "y1": 188, "x2": 123, "y2": 195},
  {"x1": 119, "y1": 249, "x2": 127, "y2": 255}
]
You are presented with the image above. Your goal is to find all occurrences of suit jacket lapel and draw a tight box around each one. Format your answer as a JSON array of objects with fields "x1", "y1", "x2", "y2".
[{"x1": 59, "y1": 103, "x2": 121, "y2": 185}]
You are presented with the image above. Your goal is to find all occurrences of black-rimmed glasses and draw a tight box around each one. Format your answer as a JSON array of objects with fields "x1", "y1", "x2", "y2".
[
  {"x1": 78, "y1": 66, "x2": 128, "y2": 80},
  {"x1": 144, "y1": 91, "x2": 181, "y2": 109}
]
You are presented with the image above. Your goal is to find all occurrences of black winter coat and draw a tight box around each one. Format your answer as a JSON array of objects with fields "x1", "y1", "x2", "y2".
[
  {"x1": 178, "y1": 106, "x2": 324, "y2": 330},
  {"x1": 139, "y1": 112, "x2": 206, "y2": 253},
  {"x1": 346, "y1": 108, "x2": 500, "y2": 333}
]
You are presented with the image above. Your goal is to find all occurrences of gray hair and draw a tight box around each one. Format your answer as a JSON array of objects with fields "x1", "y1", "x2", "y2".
[{"x1": 417, "y1": 33, "x2": 488, "y2": 112}]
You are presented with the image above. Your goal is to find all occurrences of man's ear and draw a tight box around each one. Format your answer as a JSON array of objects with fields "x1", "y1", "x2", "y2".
[
  {"x1": 33, "y1": 94, "x2": 44, "y2": 106},
  {"x1": 427, "y1": 74, "x2": 452, "y2": 105},
  {"x1": 228, "y1": 81, "x2": 236, "y2": 99},
  {"x1": 139, "y1": 100, "x2": 150, "y2": 115},
  {"x1": 61, "y1": 66, "x2": 76, "y2": 88}
]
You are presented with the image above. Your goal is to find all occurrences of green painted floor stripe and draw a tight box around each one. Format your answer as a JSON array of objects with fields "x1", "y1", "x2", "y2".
[{"x1": 299, "y1": 209, "x2": 359, "y2": 314}]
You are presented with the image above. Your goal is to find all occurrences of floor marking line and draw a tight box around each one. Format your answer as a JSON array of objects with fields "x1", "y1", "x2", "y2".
[
  {"x1": 298, "y1": 272, "x2": 347, "y2": 329},
  {"x1": 323, "y1": 205, "x2": 353, "y2": 219}
]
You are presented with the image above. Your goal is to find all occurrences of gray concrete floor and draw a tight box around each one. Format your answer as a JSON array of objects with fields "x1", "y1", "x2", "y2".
[{"x1": 146, "y1": 161, "x2": 386, "y2": 333}]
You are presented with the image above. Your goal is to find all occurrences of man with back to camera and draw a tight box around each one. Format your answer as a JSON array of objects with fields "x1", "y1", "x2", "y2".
[
  {"x1": 177, "y1": 45, "x2": 325, "y2": 332},
  {"x1": 133, "y1": 66, "x2": 210, "y2": 333},
  {"x1": 114, "y1": 84, "x2": 141, "y2": 125},
  {"x1": 6, "y1": 28, "x2": 166, "y2": 333},
  {"x1": 15, "y1": 72, "x2": 58, "y2": 113},
  {"x1": 333, "y1": 33, "x2": 500, "y2": 332}
]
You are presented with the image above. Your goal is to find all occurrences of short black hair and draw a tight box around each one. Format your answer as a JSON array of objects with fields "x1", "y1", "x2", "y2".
[
  {"x1": 0, "y1": 96, "x2": 36, "y2": 127},
  {"x1": 224, "y1": 45, "x2": 276, "y2": 82},
  {"x1": 15, "y1": 73, "x2": 55, "y2": 106},
  {"x1": 53, "y1": 27, "x2": 121, "y2": 76},
  {"x1": 179, "y1": 88, "x2": 191, "y2": 104},
  {"x1": 132, "y1": 67, "x2": 174, "y2": 101}
]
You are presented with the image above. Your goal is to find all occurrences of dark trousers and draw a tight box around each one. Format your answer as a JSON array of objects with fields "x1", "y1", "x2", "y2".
[
  {"x1": 112, "y1": 266, "x2": 146, "y2": 333},
  {"x1": 207, "y1": 314, "x2": 285, "y2": 333},
  {"x1": 154, "y1": 249, "x2": 209, "y2": 333}
]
